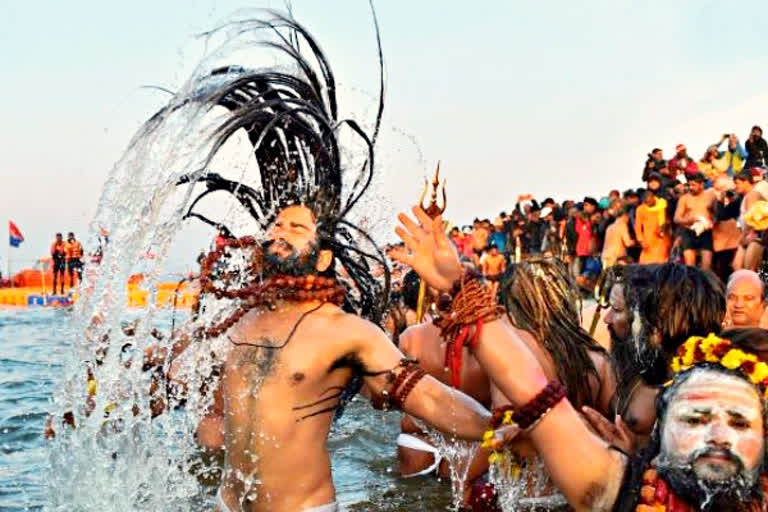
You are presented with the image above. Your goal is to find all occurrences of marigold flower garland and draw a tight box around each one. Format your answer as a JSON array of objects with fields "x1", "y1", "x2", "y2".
[
  {"x1": 637, "y1": 334, "x2": 768, "y2": 512},
  {"x1": 669, "y1": 333, "x2": 768, "y2": 394},
  {"x1": 481, "y1": 408, "x2": 521, "y2": 477}
]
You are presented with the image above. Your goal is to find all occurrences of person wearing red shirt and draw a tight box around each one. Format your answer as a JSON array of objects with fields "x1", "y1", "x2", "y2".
[{"x1": 668, "y1": 143, "x2": 699, "y2": 178}]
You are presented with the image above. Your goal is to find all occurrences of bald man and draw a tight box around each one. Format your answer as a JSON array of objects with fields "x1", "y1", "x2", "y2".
[{"x1": 725, "y1": 269, "x2": 767, "y2": 327}]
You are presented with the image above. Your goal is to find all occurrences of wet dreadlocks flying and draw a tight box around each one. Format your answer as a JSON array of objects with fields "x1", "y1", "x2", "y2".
[{"x1": 175, "y1": 10, "x2": 390, "y2": 332}]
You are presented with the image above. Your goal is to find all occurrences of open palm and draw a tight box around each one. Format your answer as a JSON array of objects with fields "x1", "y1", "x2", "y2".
[{"x1": 391, "y1": 207, "x2": 463, "y2": 292}]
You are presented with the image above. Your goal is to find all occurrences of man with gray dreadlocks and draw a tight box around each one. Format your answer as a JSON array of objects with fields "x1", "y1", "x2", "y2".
[
  {"x1": 166, "y1": 14, "x2": 499, "y2": 512},
  {"x1": 393, "y1": 208, "x2": 768, "y2": 512}
]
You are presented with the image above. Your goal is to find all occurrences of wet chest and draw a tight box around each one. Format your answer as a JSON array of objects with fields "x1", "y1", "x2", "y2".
[{"x1": 624, "y1": 385, "x2": 658, "y2": 440}]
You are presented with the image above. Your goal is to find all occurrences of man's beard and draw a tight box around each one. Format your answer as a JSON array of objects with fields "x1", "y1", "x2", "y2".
[
  {"x1": 654, "y1": 448, "x2": 762, "y2": 511},
  {"x1": 262, "y1": 239, "x2": 320, "y2": 277},
  {"x1": 608, "y1": 317, "x2": 666, "y2": 393}
]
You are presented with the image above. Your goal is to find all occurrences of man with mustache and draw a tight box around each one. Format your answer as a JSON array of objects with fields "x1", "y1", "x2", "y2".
[
  {"x1": 165, "y1": 15, "x2": 497, "y2": 512},
  {"x1": 582, "y1": 264, "x2": 725, "y2": 451},
  {"x1": 392, "y1": 209, "x2": 768, "y2": 510}
]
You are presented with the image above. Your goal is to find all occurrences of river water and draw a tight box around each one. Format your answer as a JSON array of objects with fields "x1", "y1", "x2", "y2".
[{"x1": 0, "y1": 307, "x2": 452, "y2": 511}]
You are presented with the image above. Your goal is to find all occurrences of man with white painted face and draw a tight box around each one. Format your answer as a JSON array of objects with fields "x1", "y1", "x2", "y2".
[
  {"x1": 392, "y1": 208, "x2": 763, "y2": 510},
  {"x1": 611, "y1": 340, "x2": 768, "y2": 511},
  {"x1": 579, "y1": 264, "x2": 726, "y2": 451}
]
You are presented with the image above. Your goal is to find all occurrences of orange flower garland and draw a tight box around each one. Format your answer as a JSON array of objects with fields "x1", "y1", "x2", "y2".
[{"x1": 669, "y1": 333, "x2": 768, "y2": 397}]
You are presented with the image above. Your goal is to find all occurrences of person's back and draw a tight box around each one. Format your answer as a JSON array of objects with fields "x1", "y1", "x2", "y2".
[
  {"x1": 601, "y1": 216, "x2": 632, "y2": 268},
  {"x1": 397, "y1": 322, "x2": 491, "y2": 479}
]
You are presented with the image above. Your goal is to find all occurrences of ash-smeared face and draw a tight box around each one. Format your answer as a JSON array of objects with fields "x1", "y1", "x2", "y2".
[
  {"x1": 655, "y1": 369, "x2": 764, "y2": 506},
  {"x1": 605, "y1": 283, "x2": 661, "y2": 378},
  {"x1": 263, "y1": 205, "x2": 321, "y2": 277}
]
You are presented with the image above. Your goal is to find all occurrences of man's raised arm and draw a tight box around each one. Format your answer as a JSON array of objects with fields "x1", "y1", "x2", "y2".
[
  {"x1": 473, "y1": 318, "x2": 626, "y2": 510},
  {"x1": 391, "y1": 206, "x2": 628, "y2": 511}
]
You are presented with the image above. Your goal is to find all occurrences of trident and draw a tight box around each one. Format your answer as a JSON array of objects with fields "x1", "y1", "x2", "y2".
[{"x1": 416, "y1": 161, "x2": 446, "y2": 322}]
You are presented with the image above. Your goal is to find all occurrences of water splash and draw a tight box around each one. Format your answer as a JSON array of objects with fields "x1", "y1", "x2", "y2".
[
  {"x1": 44, "y1": 9, "x2": 396, "y2": 511},
  {"x1": 411, "y1": 418, "x2": 478, "y2": 511},
  {"x1": 488, "y1": 452, "x2": 567, "y2": 511}
]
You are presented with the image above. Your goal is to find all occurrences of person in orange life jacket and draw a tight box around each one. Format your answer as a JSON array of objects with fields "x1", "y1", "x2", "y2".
[
  {"x1": 66, "y1": 232, "x2": 84, "y2": 286},
  {"x1": 51, "y1": 233, "x2": 67, "y2": 294}
]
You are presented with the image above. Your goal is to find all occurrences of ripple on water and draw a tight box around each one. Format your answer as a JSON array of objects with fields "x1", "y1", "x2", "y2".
[
  {"x1": 2, "y1": 309, "x2": 458, "y2": 510},
  {"x1": 0, "y1": 309, "x2": 69, "y2": 511}
]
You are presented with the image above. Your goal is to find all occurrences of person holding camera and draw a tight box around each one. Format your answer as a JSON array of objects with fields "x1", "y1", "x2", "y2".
[
  {"x1": 745, "y1": 125, "x2": 768, "y2": 170},
  {"x1": 641, "y1": 147, "x2": 666, "y2": 182},
  {"x1": 716, "y1": 132, "x2": 748, "y2": 175},
  {"x1": 697, "y1": 143, "x2": 729, "y2": 181}
]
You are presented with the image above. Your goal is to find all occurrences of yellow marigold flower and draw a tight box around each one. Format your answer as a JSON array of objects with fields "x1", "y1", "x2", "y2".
[
  {"x1": 481, "y1": 429, "x2": 495, "y2": 448},
  {"x1": 683, "y1": 336, "x2": 702, "y2": 351},
  {"x1": 751, "y1": 363, "x2": 768, "y2": 385},
  {"x1": 488, "y1": 452, "x2": 503, "y2": 465},
  {"x1": 670, "y1": 358, "x2": 682, "y2": 374},
  {"x1": 503, "y1": 410, "x2": 514, "y2": 425},
  {"x1": 721, "y1": 349, "x2": 747, "y2": 370},
  {"x1": 682, "y1": 346, "x2": 696, "y2": 366},
  {"x1": 510, "y1": 463, "x2": 522, "y2": 479},
  {"x1": 704, "y1": 351, "x2": 720, "y2": 363}
]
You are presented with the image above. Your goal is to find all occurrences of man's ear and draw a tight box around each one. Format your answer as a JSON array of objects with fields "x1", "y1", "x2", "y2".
[{"x1": 315, "y1": 249, "x2": 333, "y2": 273}]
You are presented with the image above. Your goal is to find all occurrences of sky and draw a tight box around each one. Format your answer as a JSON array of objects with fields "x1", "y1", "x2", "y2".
[{"x1": 3, "y1": 0, "x2": 768, "y2": 274}]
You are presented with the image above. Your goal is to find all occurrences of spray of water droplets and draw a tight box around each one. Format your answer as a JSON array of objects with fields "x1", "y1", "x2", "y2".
[{"x1": 43, "y1": 8, "x2": 426, "y2": 510}]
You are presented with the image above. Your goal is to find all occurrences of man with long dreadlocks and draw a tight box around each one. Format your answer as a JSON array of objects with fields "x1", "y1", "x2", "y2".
[
  {"x1": 167, "y1": 14, "x2": 497, "y2": 512},
  {"x1": 392, "y1": 208, "x2": 768, "y2": 511},
  {"x1": 581, "y1": 263, "x2": 725, "y2": 452},
  {"x1": 477, "y1": 258, "x2": 614, "y2": 510}
]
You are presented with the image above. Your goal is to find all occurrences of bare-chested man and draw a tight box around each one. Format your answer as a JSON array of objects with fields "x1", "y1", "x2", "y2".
[
  {"x1": 581, "y1": 264, "x2": 725, "y2": 453},
  {"x1": 204, "y1": 206, "x2": 491, "y2": 512},
  {"x1": 673, "y1": 172, "x2": 717, "y2": 269},
  {"x1": 470, "y1": 219, "x2": 490, "y2": 266},
  {"x1": 733, "y1": 170, "x2": 766, "y2": 271},
  {"x1": 164, "y1": 18, "x2": 497, "y2": 512},
  {"x1": 601, "y1": 207, "x2": 634, "y2": 269},
  {"x1": 397, "y1": 316, "x2": 492, "y2": 496},
  {"x1": 481, "y1": 244, "x2": 506, "y2": 296},
  {"x1": 393, "y1": 208, "x2": 761, "y2": 512}
]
